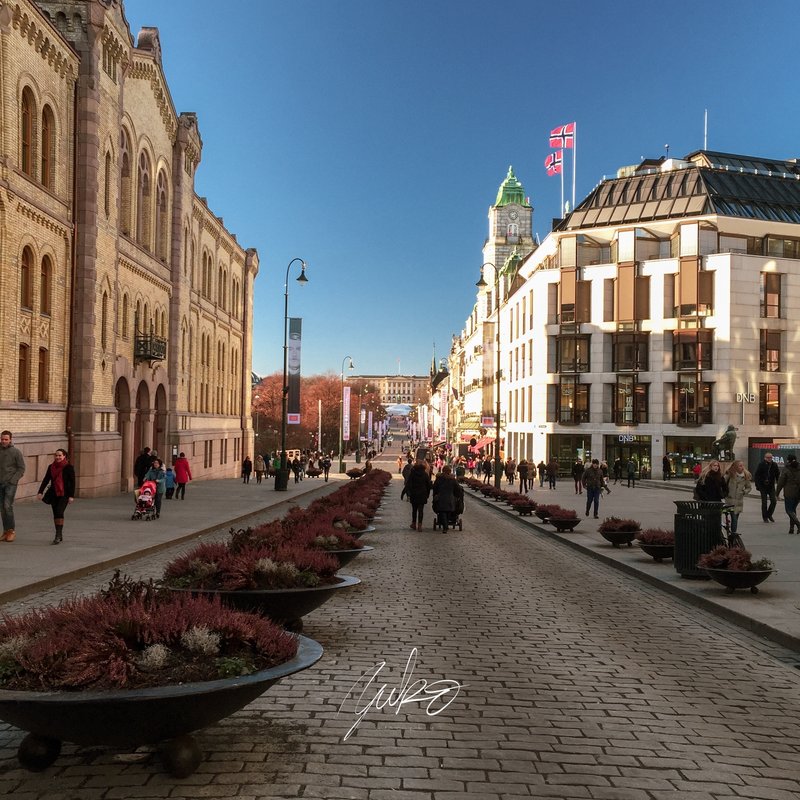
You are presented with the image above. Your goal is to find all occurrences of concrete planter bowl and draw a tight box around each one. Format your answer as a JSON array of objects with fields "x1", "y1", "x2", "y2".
[
  {"x1": 327, "y1": 545, "x2": 374, "y2": 569},
  {"x1": 350, "y1": 525, "x2": 377, "y2": 538},
  {"x1": 169, "y1": 575, "x2": 361, "y2": 630},
  {"x1": 549, "y1": 517, "x2": 581, "y2": 533},
  {"x1": 599, "y1": 529, "x2": 639, "y2": 548},
  {"x1": 704, "y1": 568, "x2": 773, "y2": 594},
  {"x1": 638, "y1": 543, "x2": 674, "y2": 562},
  {"x1": 0, "y1": 635, "x2": 323, "y2": 777}
]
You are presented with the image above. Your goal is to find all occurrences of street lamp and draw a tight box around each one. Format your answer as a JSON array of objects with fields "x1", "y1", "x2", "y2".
[
  {"x1": 253, "y1": 394, "x2": 261, "y2": 454},
  {"x1": 476, "y1": 262, "x2": 503, "y2": 489},
  {"x1": 339, "y1": 355, "x2": 355, "y2": 473},
  {"x1": 275, "y1": 258, "x2": 309, "y2": 491}
]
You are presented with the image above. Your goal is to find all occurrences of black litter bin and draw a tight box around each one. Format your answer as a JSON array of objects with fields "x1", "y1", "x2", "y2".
[{"x1": 674, "y1": 500, "x2": 725, "y2": 578}]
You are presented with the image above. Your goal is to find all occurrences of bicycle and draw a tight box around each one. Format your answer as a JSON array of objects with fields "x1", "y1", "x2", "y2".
[{"x1": 721, "y1": 504, "x2": 745, "y2": 549}]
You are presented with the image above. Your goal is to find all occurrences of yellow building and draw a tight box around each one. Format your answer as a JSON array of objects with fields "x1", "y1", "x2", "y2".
[{"x1": 1, "y1": 0, "x2": 258, "y2": 496}]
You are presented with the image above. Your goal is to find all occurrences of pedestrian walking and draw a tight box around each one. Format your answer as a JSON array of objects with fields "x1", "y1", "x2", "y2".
[
  {"x1": 432, "y1": 465, "x2": 463, "y2": 533},
  {"x1": 254, "y1": 454, "x2": 266, "y2": 484},
  {"x1": 241, "y1": 456, "x2": 253, "y2": 484},
  {"x1": 777, "y1": 454, "x2": 800, "y2": 534},
  {"x1": 626, "y1": 457, "x2": 637, "y2": 488},
  {"x1": 724, "y1": 460, "x2": 752, "y2": 536},
  {"x1": 133, "y1": 446, "x2": 151, "y2": 488},
  {"x1": 600, "y1": 460, "x2": 611, "y2": 494},
  {"x1": 482, "y1": 455, "x2": 493, "y2": 484},
  {"x1": 582, "y1": 459, "x2": 604, "y2": 519},
  {"x1": 291, "y1": 457, "x2": 302, "y2": 483},
  {"x1": 405, "y1": 458, "x2": 433, "y2": 530},
  {"x1": 694, "y1": 460, "x2": 726, "y2": 502},
  {"x1": 517, "y1": 459, "x2": 530, "y2": 493},
  {"x1": 662, "y1": 454, "x2": 672, "y2": 481},
  {"x1": 321, "y1": 454, "x2": 332, "y2": 482},
  {"x1": 571, "y1": 458, "x2": 585, "y2": 495},
  {"x1": 164, "y1": 466, "x2": 176, "y2": 499},
  {"x1": 546, "y1": 458, "x2": 558, "y2": 490},
  {"x1": 173, "y1": 452, "x2": 192, "y2": 499},
  {"x1": 396, "y1": 455, "x2": 403, "y2": 473},
  {"x1": 0, "y1": 430, "x2": 25, "y2": 543},
  {"x1": 754, "y1": 451, "x2": 780, "y2": 523},
  {"x1": 612, "y1": 457, "x2": 622, "y2": 485},
  {"x1": 143, "y1": 457, "x2": 166, "y2": 518},
  {"x1": 37, "y1": 448, "x2": 75, "y2": 544},
  {"x1": 537, "y1": 460, "x2": 547, "y2": 487},
  {"x1": 504, "y1": 458, "x2": 516, "y2": 486}
]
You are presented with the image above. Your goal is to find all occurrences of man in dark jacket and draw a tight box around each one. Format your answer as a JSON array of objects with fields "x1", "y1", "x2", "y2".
[
  {"x1": 754, "y1": 451, "x2": 781, "y2": 523},
  {"x1": 405, "y1": 459, "x2": 433, "y2": 531},
  {"x1": 133, "y1": 446, "x2": 152, "y2": 488},
  {"x1": 432, "y1": 466, "x2": 463, "y2": 533},
  {"x1": 581, "y1": 459, "x2": 604, "y2": 519},
  {"x1": 571, "y1": 459, "x2": 585, "y2": 494},
  {"x1": 776, "y1": 454, "x2": 800, "y2": 534}
]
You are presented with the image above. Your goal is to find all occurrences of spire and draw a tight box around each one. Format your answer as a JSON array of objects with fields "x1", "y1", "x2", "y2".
[{"x1": 495, "y1": 166, "x2": 530, "y2": 207}]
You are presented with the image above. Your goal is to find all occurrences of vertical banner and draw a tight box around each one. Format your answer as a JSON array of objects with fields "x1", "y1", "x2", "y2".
[
  {"x1": 342, "y1": 386, "x2": 351, "y2": 441},
  {"x1": 368, "y1": 411, "x2": 373, "y2": 442},
  {"x1": 440, "y1": 388, "x2": 447, "y2": 441},
  {"x1": 287, "y1": 318, "x2": 302, "y2": 424}
]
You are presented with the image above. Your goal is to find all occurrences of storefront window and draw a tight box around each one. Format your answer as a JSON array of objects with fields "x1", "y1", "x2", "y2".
[
  {"x1": 612, "y1": 332, "x2": 649, "y2": 371},
  {"x1": 557, "y1": 335, "x2": 590, "y2": 373},
  {"x1": 557, "y1": 378, "x2": 589, "y2": 423},
  {"x1": 672, "y1": 330, "x2": 713, "y2": 371},
  {"x1": 604, "y1": 434, "x2": 652, "y2": 479},
  {"x1": 759, "y1": 383, "x2": 780, "y2": 425},
  {"x1": 613, "y1": 377, "x2": 648, "y2": 425},
  {"x1": 672, "y1": 377, "x2": 713, "y2": 425},
  {"x1": 664, "y1": 437, "x2": 715, "y2": 477}
]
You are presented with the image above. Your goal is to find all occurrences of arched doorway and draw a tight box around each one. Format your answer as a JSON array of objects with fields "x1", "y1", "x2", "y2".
[{"x1": 114, "y1": 377, "x2": 132, "y2": 491}]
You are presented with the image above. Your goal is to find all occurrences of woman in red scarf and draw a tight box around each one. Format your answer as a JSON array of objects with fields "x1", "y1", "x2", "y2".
[{"x1": 36, "y1": 449, "x2": 76, "y2": 544}]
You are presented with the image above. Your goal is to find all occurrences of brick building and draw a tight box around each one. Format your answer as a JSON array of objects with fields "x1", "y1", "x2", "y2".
[{"x1": 1, "y1": 0, "x2": 258, "y2": 496}]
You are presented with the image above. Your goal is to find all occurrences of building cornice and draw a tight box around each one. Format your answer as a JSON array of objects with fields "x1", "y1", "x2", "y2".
[
  {"x1": 9, "y1": 1, "x2": 77, "y2": 81},
  {"x1": 128, "y1": 56, "x2": 177, "y2": 140}
]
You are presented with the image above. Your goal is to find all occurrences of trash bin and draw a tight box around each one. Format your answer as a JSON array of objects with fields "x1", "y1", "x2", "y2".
[{"x1": 673, "y1": 500, "x2": 725, "y2": 578}]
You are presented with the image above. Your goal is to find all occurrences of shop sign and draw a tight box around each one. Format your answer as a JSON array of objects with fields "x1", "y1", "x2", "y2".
[{"x1": 481, "y1": 416, "x2": 495, "y2": 427}]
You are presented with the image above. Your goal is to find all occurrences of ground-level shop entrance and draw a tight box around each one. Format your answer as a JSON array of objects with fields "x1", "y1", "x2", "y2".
[
  {"x1": 664, "y1": 436, "x2": 715, "y2": 478},
  {"x1": 548, "y1": 434, "x2": 593, "y2": 476},
  {"x1": 604, "y1": 434, "x2": 652, "y2": 479}
]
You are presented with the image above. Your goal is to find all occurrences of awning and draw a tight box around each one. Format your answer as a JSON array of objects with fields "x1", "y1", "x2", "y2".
[{"x1": 469, "y1": 436, "x2": 495, "y2": 453}]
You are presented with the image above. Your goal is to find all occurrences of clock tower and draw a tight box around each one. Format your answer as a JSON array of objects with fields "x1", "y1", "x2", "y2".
[{"x1": 483, "y1": 166, "x2": 535, "y2": 271}]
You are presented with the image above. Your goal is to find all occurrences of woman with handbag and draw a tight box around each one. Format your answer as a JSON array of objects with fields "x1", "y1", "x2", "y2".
[{"x1": 36, "y1": 448, "x2": 75, "y2": 545}]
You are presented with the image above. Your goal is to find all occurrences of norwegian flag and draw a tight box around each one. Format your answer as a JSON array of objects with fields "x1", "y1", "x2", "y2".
[
  {"x1": 549, "y1": 122, "x2": 575, "y2": 149},
  {"x1": 544, "y1": 150, "x2": 563, "y2": 176}
]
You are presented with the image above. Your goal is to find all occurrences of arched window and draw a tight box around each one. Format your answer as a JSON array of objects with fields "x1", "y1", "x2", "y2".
[
  {"x1": 136, "y1": 151, "x2": 152, "y2": 249},
  {"x1": 101, "y1": 291, "x2": 108, "y2": 350},
  {"x1": 38, "y1": 348, "x2": 49, "y2": 403},
  {"x1": 18, "y1": 344, "x2": 30, "y2": 401},
  {"x1": 120, "y1": 130, "x2": 132, "y2": 234},
  {"x1": 20, "y1": 247, "x2": 33, "y2": 308},
  {"x1": 155, "y1": 170, "x2": 168, "y2": 260},
  {"x1": 135, "y1": 299, "x2": 142, "y2": 336},
  {"x1": 104, "y1": 150, "x2": 112, "y2": 218},
  {"x1": 40, "y1": 255, "x2": 52, "y2": 314},
  {"x1": 217, "y1": 267, "x2": 224, "y2": 309},
  {"x1": 21, "y1": 88, "x2": 34, "y2": 176},
  {"x1": 143, "y1": 302, "x2": 149, "y2": 332},
  {"x1": 122, "y1": 293, "x2": 129, "y2": 339},
  {"x1": 41, "y1": 105, "x2": 55, "y2": 189},
  {"x1": 181, "y1": 326, "x2": 187, "y2": 370}
]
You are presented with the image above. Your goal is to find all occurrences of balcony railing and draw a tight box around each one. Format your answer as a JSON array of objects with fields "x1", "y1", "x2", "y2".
[{"x1": 135, "y1": 331, "x2": 167, "y2": 363}]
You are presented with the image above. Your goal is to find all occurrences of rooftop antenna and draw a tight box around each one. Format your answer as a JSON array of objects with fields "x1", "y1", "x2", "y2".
[
  {"x1": 704, "y1": 108, "x2": 708, "y2": 150},
  {"x1": 664, "y1": 144, "x2": 670, "y2": 159}
]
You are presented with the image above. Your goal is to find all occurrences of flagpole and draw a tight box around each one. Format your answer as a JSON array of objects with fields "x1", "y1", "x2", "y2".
[
  {"x1": 572, "y1": 122, "x2": 577, "y2": 209},
  {"x1": 560, "y1": 158, "x2": 564, "y2": 217}
]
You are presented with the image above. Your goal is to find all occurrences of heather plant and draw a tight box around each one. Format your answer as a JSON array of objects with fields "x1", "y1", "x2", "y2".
[
  {"x1": 635, "y1": 528, "x2": 675, "y2": 545},
  {"x1": 162, "y1": 541, "x2": 338, "y2": 591},
  {"x1": 598, "y1": 516, "x2": 641, "y2": 533},
  {"x1": 0, "y1": 573, "x2": 298, "y2": 691},
  {"x1": 548, "y1": 507, "x2": 578, "y2": 520},
  {"x1": 698, "y1": 545, "x2": 774, "y2": 572}
]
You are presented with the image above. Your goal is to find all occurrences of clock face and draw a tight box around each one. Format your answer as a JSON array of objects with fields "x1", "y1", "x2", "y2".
[{"x1": 509, "y1": 210, "x2": 519, "y2": 221}]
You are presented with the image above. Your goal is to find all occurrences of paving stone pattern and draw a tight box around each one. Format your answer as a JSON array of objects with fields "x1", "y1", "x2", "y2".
[{"x1": 2, "y1": 466, "x2": 800, "y2": 799}]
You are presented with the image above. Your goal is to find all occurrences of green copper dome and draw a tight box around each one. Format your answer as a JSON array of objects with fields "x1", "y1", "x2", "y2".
[{"x1": 495, "y1": 166, "x2": 530, "y2": 207}]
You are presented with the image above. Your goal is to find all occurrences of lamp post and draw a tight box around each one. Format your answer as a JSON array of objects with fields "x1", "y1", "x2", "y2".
[
  {"x1": 275, "y1": 258, "x2": 309, "y2": 491},
  {"x1": 476, "y1": 262, "x2": 503, "y2": 489},
  {"x1": 253, "y1": 394, "x2": 260, "y2": 455},
  {"x1": 339, "y1": 356, "x2": 355, "y2": 473}
]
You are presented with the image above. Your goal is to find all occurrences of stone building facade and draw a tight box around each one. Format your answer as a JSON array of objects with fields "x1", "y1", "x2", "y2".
[{"x1": 1, "y1": 0, "x2": 258, "y2": 497}]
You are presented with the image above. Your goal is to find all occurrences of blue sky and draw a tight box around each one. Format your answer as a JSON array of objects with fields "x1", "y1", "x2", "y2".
[{"x1": 124, "y1": 0, "x2": 800, "y2": 377}]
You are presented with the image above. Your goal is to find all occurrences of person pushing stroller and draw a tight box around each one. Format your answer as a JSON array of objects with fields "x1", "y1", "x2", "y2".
[{"x1": 432, "y1": 465, "x2": 464, "y2": 533}]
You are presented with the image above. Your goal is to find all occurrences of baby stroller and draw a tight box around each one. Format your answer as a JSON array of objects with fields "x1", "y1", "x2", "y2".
[
  {"x1": 432, "y1": 493, "x2": 465, "y2": 532},
  {"x1": 132, "y1": 480, "x2": 157, "y2": 521}
]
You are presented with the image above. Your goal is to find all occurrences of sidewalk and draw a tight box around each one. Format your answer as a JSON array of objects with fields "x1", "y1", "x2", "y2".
[
  {"x1": 0, "y1": 472, "x2": 341, "y2": 604},
  {"x1": 470, "y1": 474, "x2": 800, "y2": 652}
]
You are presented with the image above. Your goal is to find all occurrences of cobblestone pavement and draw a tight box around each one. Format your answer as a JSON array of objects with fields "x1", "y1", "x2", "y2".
[{"x1": 2, "y1": 464, "x2": 800, "y2": 799}]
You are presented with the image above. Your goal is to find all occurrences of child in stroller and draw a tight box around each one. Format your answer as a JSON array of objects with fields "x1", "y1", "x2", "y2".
[{"x1": 132, "y1": 480, "x2": 158, "y2": 521}]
